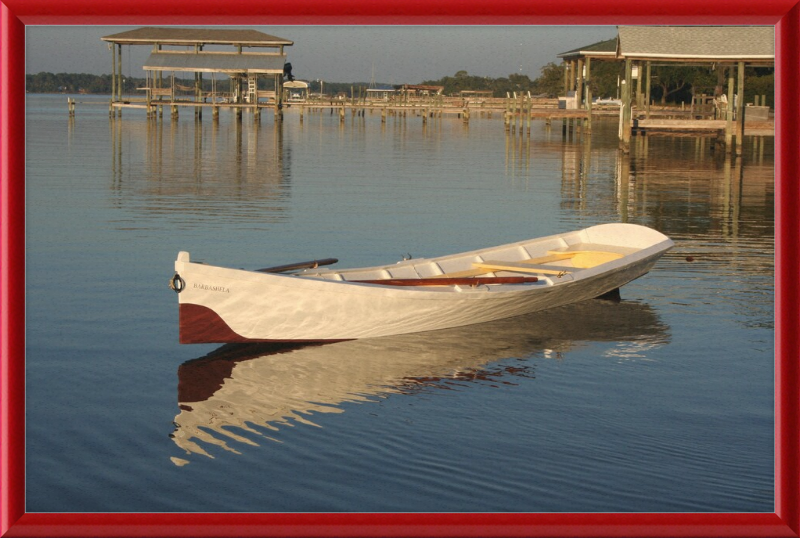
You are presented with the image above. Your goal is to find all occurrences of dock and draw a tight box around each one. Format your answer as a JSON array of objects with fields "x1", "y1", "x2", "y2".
[{"x1": 91, "y1": 25, "x2": 774, "y2": 157}]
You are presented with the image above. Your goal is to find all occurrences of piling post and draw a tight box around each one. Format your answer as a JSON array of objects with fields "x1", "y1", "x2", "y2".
[
  {"x1": 585, "y1": 57, "x2": 593, "y2": 133},
  {"x1": 576, "y1": 58, "x2": 584, "y2": 115},
  {"x1": 644, "y1": 61, "x2": 652, "y2": 119},
  {"x1": 736, "y1": 61, "x2": 745, "y2": 157},
  {"x1": 526, "y1": 96, "x2": 531, "y2": 136},
  {"x1": 620, "y1": 58, "x2": 633, "y2": 153},
  {"x1": 68, "y1": 98, "x2": 75, "y2": 117},
  {"x1": 504, "y1": 96, "x2": 511, "y2": 132},
  {"x1": 635, "y1": 61, "x2": 643, "y2": 109},
  {"x1": 725, "y1": 65, "x2": 734, "y2": 153}
]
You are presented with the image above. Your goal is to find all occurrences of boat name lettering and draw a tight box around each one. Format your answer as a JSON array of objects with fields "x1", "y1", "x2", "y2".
[{"x1": 193, "y1": 282, "x2": 230, "y2": 293}]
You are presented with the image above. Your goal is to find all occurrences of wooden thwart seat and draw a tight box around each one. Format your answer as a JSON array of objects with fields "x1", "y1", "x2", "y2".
[
  {"x1": 475, "y1": 260, "x2": 575, "y2": 276},
  {"x1": 432, "y1": 250, "x2": 625, "y2": 279}
]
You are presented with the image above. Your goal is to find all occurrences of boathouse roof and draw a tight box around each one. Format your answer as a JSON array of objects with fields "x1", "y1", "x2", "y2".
[
  {"x1": 616, "y1": 26, "x2": 774, "y2": 63},
  {"x1": 101, "y1": 27, "x2": 293, "y2": 47},
  {"x1": 557, "y1": 38, "x2": 617, "y2": 60}
]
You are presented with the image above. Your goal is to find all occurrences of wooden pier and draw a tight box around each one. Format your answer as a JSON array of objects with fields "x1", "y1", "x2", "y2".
[{"x1": 99, "y1": 93, "x2": 596, "y2": 138}]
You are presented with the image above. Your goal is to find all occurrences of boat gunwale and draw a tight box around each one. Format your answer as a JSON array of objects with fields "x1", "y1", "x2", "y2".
[{"x1": 176, "y1": 239, "x2": 673, "y2": 301}]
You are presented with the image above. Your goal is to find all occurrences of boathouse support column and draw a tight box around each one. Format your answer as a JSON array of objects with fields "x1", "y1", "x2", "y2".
[
  {"x1": 562, "y1": 61, "x2": 570, "y2": 137},
  {"x1": 645, "y1": 61, "x2": 652, "y2": 119},
  {"x1": 636, "y1": 62, "x2": 643, "y2": 109},
  {"x1": 736, "y1": 61, "x2": 745, "y2": 156},
  {"x1": 726, "y1": 65, "x2": 734, "y2": 152},
  {"x1": 110, "y1": 43, "x2": 116, "y2": 107},
  {"x1": 585, "y1": 57, "x2": 592, "y2": 133},
  {"x1": 576, "y1": 58, "x2": 584, "y2": 114},
  {"x1": 620, "y1": 58, "x2": 632, "y2": 152},
  {"x1": 116, "y1": 44, "x2": 123, "y2": 115}
]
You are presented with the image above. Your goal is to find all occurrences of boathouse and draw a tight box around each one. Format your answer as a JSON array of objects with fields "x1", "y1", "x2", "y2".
[
  {"x1": 559, "y1": 26, "x2": 774, "y2": 154},
  {"x1": 101, "y1": 27, "x2": 293, "y2": 119}
]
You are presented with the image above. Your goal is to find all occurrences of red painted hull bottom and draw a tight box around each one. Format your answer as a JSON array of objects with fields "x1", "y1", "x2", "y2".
[{"x1": 179, "y1": 303, "x2": 349, "y2": 344}]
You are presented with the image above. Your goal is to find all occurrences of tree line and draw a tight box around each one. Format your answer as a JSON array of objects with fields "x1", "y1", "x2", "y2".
[
  {"x1": 422, "y1": 64, "x2": 773, "y2": 108},
  {"x1": 28, "y1": 64, "x2": 773, "y2": 108}
]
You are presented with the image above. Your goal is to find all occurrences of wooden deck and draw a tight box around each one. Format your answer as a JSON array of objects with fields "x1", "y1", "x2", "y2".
[
  {"x1": 104, "y1": 98, "x2": 773, "y2": 138},
  {"x1": 634, "y1": 118, "x2": 774, "y2": 137}
]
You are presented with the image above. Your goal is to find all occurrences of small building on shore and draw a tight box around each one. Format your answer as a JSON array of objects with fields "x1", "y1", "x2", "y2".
[{"x1": 366, "y1": 86, "x2": 396, "y2": 102}]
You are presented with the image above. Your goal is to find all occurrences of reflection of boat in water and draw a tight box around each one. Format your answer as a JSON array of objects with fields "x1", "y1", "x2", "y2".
[{"x1": 171, "y1": 299, "x2": 669, "y2": 462}]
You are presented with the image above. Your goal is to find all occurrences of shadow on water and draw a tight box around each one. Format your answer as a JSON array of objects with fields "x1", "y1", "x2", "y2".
[{"x1": 171, "y1": 298, "x2": 669, "y2": 463}]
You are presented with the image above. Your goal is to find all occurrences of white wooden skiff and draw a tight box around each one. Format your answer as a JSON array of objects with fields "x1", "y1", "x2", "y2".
[{"x1": 170, "y1": 223, "x2": 673, "y2": 343}]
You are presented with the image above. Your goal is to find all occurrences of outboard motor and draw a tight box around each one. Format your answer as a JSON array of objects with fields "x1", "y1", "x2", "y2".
[{"x1": 283, "y1": 62, "x2": 294, "y2": 82}]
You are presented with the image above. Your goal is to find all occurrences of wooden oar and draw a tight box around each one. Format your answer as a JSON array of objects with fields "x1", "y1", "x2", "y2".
[
  {"x1": 256, "y1": 258, "x2": 339, "y2": 273},
  {"x1": 351, "y1": 276, "x2": 539, "y2": 287}
]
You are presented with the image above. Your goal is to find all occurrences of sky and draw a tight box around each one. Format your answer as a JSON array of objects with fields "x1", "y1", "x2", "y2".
[{"x1": 25, "y1": 25, "x2": 616, "y2": 84}]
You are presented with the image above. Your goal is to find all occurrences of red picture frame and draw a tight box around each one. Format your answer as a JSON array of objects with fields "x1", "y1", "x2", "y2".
[{"x1": 2, "y1": 1, "x2": 798, "y2": 536}]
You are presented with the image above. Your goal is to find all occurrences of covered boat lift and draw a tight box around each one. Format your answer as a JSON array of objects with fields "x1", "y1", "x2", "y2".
[
  {"x1": 616, "y1": 26, "x2": 774, "y2": 155},
  {"x1": 101, "y1": 27, "x2": 294, "y2": 120},
  {"x1": 557, "y1": 37, "x2": 618, "y2": 134},
  {"x1": 559, "y1": 26, "x2": 774, "y2": 154}
]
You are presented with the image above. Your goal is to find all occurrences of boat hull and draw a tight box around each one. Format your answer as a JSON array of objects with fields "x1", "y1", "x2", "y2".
[{"x1": 173, "y1": 223, "x2": 673, "y2": 343}]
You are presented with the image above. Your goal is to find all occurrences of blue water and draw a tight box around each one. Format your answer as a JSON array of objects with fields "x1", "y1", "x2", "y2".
[{"x1": 25, "y1": 94, "x2": 774, "y2": 513}]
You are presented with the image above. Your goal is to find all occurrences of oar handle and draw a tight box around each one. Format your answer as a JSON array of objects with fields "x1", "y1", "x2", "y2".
[
  {"x1": 256, "y1": 258, "x2": 339, "y2": 273},
  {"x1": 352, "y1": 276, "x2": 539, "y2": 287}
]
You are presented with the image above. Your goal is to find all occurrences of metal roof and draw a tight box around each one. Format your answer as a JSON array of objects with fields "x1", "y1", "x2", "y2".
[
  {"x1": 102, "y1": 27, "x2": 293, "y2": 47},
  {"x1": 617, "y1": 26, "x2": 774, "y2": 61},
  {"x1": 557, "y1": 38, "x2": 618, "y2": 59},
  {"x1": 143, "y1": 52, "x2": 287, "y2": 74}
]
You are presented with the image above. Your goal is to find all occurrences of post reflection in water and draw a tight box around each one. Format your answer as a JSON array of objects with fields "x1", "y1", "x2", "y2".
[
  {"x1": 109, "y1": 113, "x2": 290, "y2": 224},
  {"x1": 613, "y1": 134, "x2": 772, "y2": 238},
  {"x1": 171, "y1": 299, "x2": 669, "y2": 463}
]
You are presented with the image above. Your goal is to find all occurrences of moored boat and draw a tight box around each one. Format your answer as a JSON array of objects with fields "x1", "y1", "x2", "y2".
[{"x1": 170, "y1": 223, "x2": 673, "y2": 343}]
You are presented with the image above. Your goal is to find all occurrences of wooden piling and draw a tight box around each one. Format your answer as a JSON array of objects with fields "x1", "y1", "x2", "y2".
[
  {"x1": 585, "y1": 57, "x2": 593, "y2": 133},
  {"x1": 620, "y1": 58, "x2": 633, "y2": 152},
  {"x1": 726, "y1": 66, "x2": 734, "y2": 153},
  {"x1": 736, "y1": 61, "x2": 745, "y2": 156},
  {"x1": 526, "y1": 96, "x2": 531, "y2": 135}
]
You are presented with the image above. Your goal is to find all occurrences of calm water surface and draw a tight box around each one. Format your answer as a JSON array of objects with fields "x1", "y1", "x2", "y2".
[{"x1": 25, "y1": 94, "x2": 774, "y2": 513}]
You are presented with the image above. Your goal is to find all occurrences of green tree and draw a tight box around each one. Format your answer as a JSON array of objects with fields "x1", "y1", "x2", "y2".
[
  {"x1": 650, "y1": 65, "x2": 716, "y2": 104},
  {"x1": 531, "y1": 62, "x2": 563, "y2": 97},
  {"x1": 587, "y1": 61, "x2": 623, "y2": 100}
]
